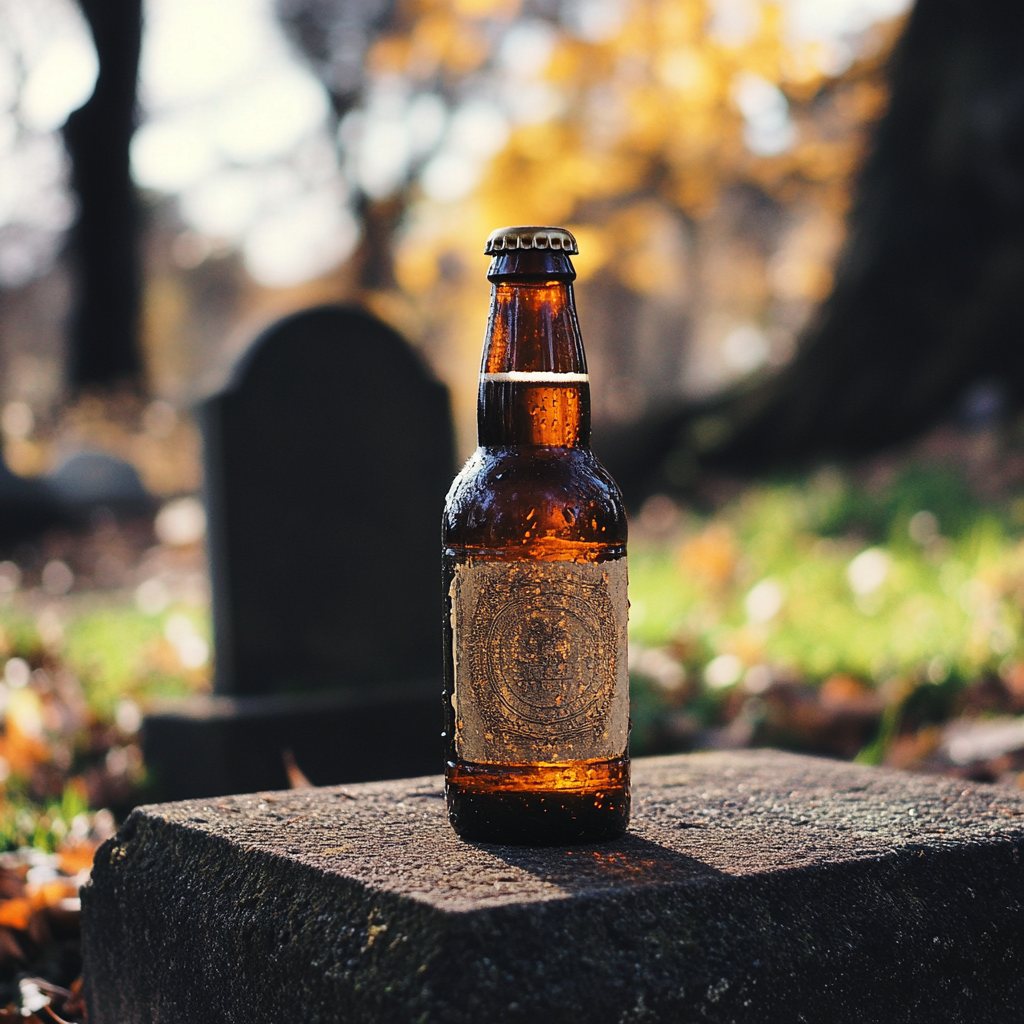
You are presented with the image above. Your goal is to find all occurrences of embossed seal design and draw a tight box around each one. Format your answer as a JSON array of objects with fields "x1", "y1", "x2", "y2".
[
  {"x1": 480, "y1": 585, "x2": 613, "y2": 736},
  {"x1": 452, "y1": 558, "x2": 629, "y2": 763}
]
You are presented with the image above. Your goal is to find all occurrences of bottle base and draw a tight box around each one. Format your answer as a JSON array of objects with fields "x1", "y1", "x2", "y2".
[{"x1": 445, "y1": 757, "x2": 630, "y2": 845}]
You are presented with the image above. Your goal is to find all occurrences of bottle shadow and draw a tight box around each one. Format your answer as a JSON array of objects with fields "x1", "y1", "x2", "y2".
[{"x1": 467, "y1": 831, "x2": 724, "y2": 896}]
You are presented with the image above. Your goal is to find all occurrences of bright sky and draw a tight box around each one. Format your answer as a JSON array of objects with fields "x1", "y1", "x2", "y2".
[
  {"x1": 133, "y1": 0, "x2": 356, "y2": 287},
  {"x1": 0, "y1": 0, "x2": 96, "y2": 287}
]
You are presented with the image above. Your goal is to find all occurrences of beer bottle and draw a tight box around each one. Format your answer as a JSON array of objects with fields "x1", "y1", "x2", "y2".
[{"x1": 442, "y1": 225, "x2": 629, "y2": 844}]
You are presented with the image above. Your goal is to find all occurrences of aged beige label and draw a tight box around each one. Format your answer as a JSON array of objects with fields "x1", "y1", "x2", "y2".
[{"x1": 451, "y1": 558, "x2": 628, "y2": 764}]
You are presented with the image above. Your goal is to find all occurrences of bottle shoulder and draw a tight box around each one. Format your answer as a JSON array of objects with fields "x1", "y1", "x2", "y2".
[{"x1": 443, "y1": 446, "x2": 627, "y2": 558}]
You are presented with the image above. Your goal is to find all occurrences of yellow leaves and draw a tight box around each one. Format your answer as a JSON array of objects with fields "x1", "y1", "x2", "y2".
[
  {"x1": 622, "y1": 84, "x2": 680, "y2": 155},
  {"x1": 670, "y1": 165, "x2": 723, "y2": 219},
  {"x1": 480, "y1": 122, "x2": 642, "y2": 227},
  {"x1": 433, "y1": 23, "x2": 491, "y2": 74},
  {"x1": 746, "y1": 2, "x2": 787, "y2": 79},
  {"x1": 656, "y1": 47, "x2": 711, "y2": 96},
  {"x1": 376, "y1": 0, "x2": 902, "y2": 451},
  {"x1": 652, "y1": 0, "x2": 708, "y2": 46},
  {"x1": 394, "y1": 243, "x2": 440, "y2": 294},
  {"x1": 563, "y1": 225, "x2": 610, "y2": 282},
  {"x1": 547, "y1": 39, "x2": 616, "y2": 89},
  {"x1": 365, "y1": 36, "x2": 412, "y2": 75},
  {"x1": 606, "y1": 202, "x2": 689, "y2": 297},
  {"x1": 780, "y1": 43, "x2": 836, "y2": 93},
  {"x1": 452, "y1": 0, "x2": 519, "y2": 17},
  {"x1": 372, "y1": 10, "x2": 491, "y2": 80}
]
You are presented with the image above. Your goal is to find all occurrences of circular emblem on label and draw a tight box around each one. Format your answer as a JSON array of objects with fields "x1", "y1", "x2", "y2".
[{"x1": 470, "y1": 565, "x2": 618, "y2": 739}]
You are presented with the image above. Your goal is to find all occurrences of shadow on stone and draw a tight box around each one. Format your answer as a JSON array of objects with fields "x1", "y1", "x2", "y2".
[{"x1": 472, "y1": 831, "x2": 724, "y2": 893}]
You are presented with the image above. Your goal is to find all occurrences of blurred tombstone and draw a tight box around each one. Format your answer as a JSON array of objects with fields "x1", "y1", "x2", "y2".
[
  {"x1": 0, "y1": 448, "x2": 154, "y2": 545},
  {"x1": 47, "y1": 451, "x2": 153, "y2": 520},
  {"x1": 144, "y1": 305, "x2": 455, "y2": 798}
]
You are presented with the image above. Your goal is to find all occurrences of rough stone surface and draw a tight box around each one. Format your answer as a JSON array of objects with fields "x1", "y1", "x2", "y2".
[{"x1": 82, "y1": 750, "x2": 1024, "y2": 1023}]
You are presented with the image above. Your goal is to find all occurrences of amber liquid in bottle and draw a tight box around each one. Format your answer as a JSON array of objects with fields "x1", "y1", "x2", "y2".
[{"x1": 443, "y1": 242, "x2": 629, "y2": 844}]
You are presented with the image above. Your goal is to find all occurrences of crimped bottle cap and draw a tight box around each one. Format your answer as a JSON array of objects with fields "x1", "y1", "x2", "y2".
[{"x1": 484, "y1": 225, "x2": 578, "y2": 255}]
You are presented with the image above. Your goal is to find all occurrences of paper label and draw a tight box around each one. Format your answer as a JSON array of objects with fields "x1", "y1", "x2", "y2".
[{"x1": 451, "y1": 558, "x2": 628, "y2": 764}]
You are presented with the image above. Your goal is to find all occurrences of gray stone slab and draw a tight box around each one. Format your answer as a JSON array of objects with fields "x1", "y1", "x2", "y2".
[
  {"x1": 81, "y1": 750, "x2": 1024, "y2": 1023},
  {"x1": 142, "y1": 681, "x2": 441, "y2": 800}
]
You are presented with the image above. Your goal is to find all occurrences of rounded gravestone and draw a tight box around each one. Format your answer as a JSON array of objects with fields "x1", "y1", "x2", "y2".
[
  {"x1": 48, "y1": 451, "x2": 150, "y2": 513},
  {"x1": 202, "y1": 304, "x2": 455, "y2": 696}
]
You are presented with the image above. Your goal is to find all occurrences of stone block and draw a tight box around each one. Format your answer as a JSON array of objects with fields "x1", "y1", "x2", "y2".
[
  {"x1": 82, "y1": 750, "x2": 1024, "y2": 1023},
  {"x1": 141, "y1": 681, "x2": 441, "y2": 800}
]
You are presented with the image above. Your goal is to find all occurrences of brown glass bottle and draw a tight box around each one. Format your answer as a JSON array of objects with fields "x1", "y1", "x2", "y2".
[{"x1": 442, "y1": 226, "x2": 629, "y2": 844}]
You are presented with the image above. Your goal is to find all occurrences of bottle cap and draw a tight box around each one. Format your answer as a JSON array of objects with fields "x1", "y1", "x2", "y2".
[{"x1": 484, "y1": 226, "x2": 578, "y2": 255}]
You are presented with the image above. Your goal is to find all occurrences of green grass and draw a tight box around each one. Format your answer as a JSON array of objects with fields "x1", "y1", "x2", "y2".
[
  {"x1": 0, "y1": 592, "x2": 211, "y2": 849},
  {"x1": 628, "y1": 465, "x2": 1024, "y2": 754}
]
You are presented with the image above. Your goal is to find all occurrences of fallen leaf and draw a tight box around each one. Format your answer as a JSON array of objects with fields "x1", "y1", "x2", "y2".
[
  {"x1": 61, "y1": 978, "x2": 85, "y2": 1019},
  {"x1": 58, "y1": 842, "x2": 98, "y2": 878},
  {"x1": 0, "y1": 898, "x2": 32, "y2": 931},
  {"x1": 28, "y1": 880, "x2": 79, "y2": 912},
  {"x1": 282, "y1": 748, "x2": 312, "y2": 789}
]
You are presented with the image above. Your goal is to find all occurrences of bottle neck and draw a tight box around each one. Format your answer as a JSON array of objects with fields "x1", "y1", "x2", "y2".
[{"x1": 477, "y1": 254, "x2": 590, "y2": 448}]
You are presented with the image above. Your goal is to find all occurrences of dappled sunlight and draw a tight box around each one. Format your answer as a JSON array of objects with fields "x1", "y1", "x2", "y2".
[
  {"x1": 375, "y1": 0, "x2": 909, "y2": 447},
  {"x1": 132, "y1": 0, "x2": 359, "y2": 288}
]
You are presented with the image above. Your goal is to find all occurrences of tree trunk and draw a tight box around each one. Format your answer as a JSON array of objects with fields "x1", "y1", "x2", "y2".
[
  {"x1": 596, "y1": 0, "x2": 1024, "y2": 500},
  {"x1": 62, "y1": 0, "x2": 143, "y2": 390}
]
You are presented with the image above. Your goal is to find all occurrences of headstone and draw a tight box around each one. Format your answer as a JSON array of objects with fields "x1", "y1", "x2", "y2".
[
  {"x1": 0, "y1": 449, "x2": 151, "y2": 544},
  {"x1": 206, "y1": 304, "x2": 453, "y2": 694},
  {"x1": 143, "y1": 305, "x2": 454, "y2": 797},
  {"x1": 142, "y1": 683, "x2": 445, "y2": 800},
  {"x1": 82, "y1": 749, "x2": 1024, "y2": 1023},
  {"x1": 47, "y1": 450, "x2": 152, "y2": 519}
]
